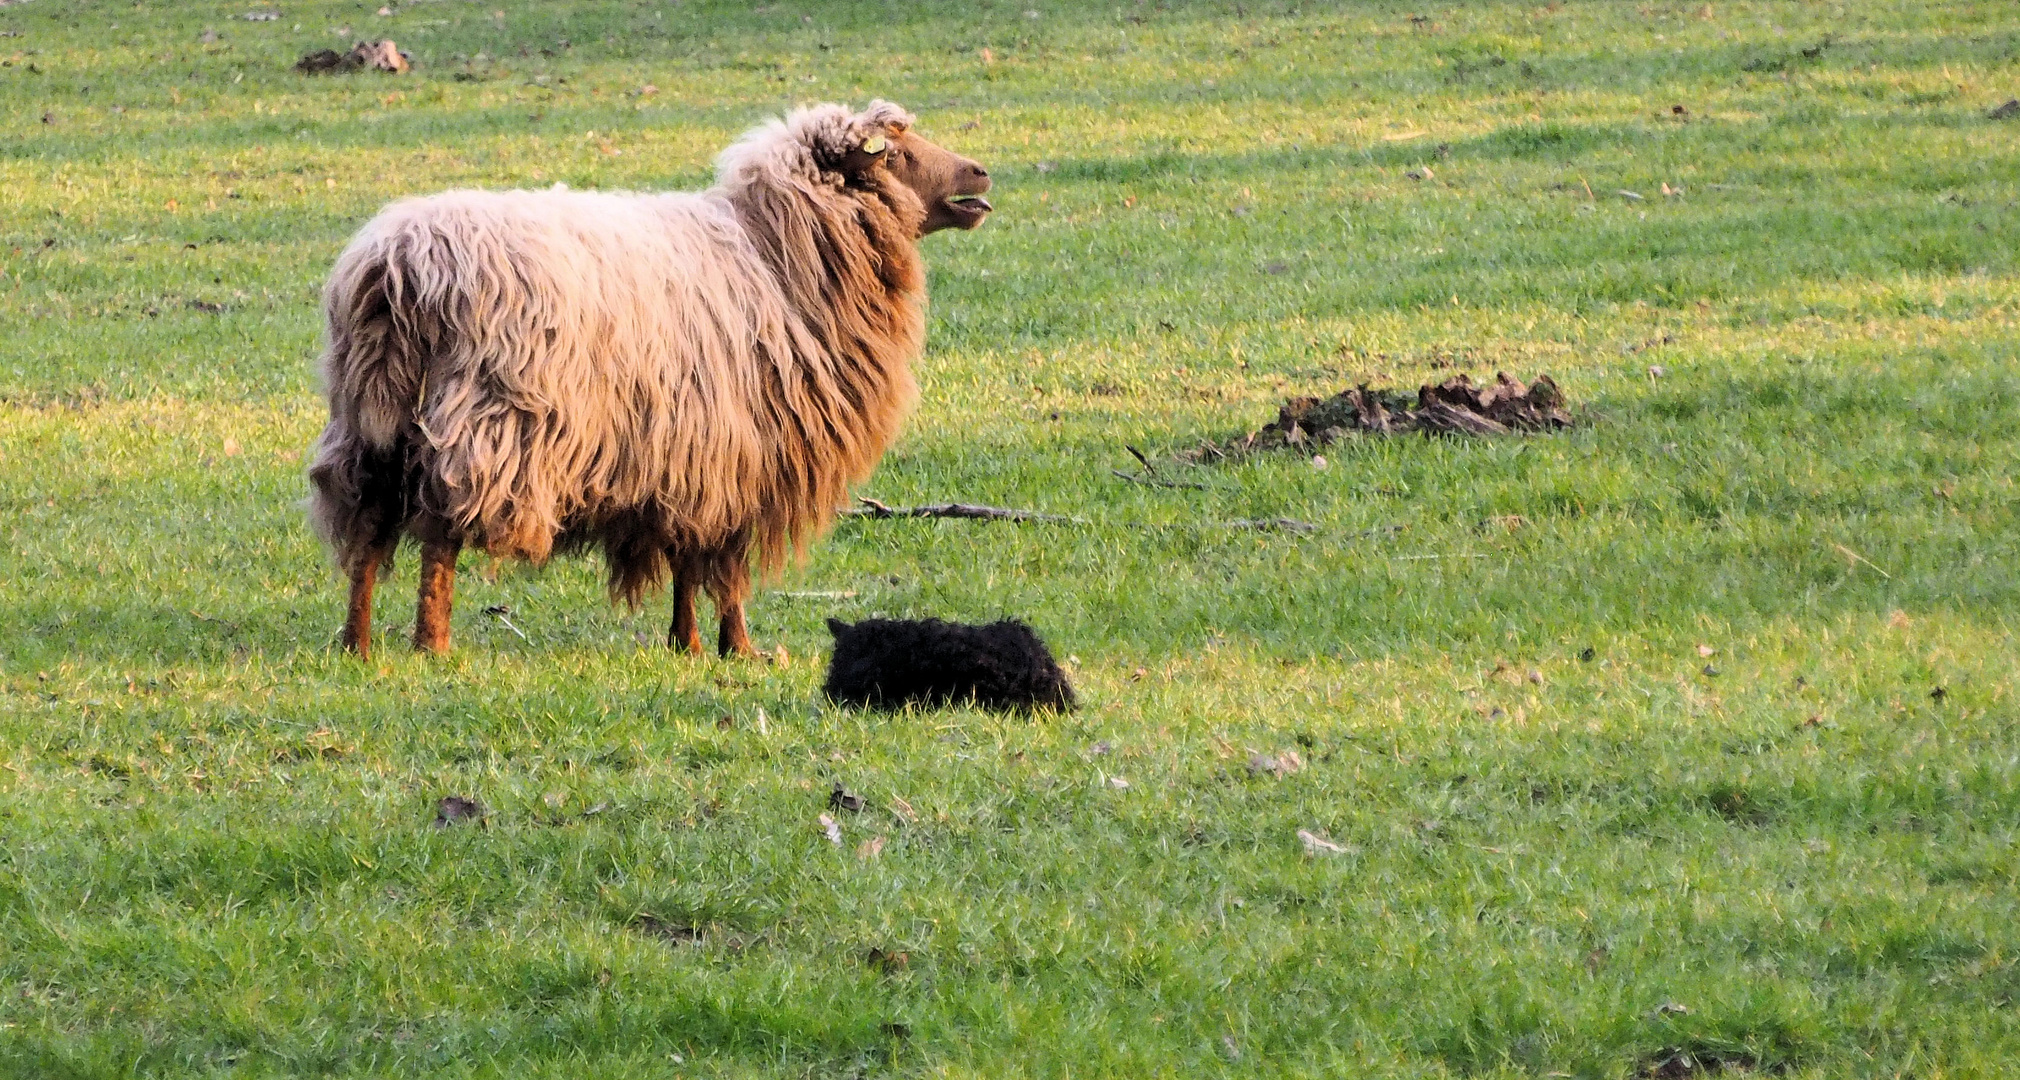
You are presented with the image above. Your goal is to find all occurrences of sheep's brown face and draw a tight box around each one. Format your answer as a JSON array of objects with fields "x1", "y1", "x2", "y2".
[{"x1": 855, "y1": 127, "x2": 992, "y2": 236}]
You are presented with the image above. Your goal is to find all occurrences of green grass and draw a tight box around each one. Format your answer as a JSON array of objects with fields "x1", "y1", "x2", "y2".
[{"x1": 3, "y1": 1, "x2": 2019, "y2": 1076}]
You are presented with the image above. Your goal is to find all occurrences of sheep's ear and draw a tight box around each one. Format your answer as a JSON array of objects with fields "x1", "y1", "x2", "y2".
[
  {"x1": 834, "y1": 130, "x2": 893, "y2": 177},
  {"x1": 826, "y1": 617, "x2": 850, "y2": 636}
]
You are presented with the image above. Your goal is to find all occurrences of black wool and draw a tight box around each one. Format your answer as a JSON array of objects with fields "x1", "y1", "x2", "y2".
[{"x1": 823, "y1": 617, "x2": 1076, "y2": 712}]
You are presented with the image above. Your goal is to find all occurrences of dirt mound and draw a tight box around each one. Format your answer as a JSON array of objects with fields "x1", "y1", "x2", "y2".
[
  {"x1": 296, "y1": 40, "x2": 410, "y2": 74},
  {"x1": 1201, "y1": 372, "x2": 1571, "y2": 456}
]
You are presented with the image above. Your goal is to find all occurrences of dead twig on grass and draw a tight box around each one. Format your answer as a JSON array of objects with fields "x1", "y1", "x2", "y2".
[
  {"x1": 1111, "y1": 469, "x2": 1210, "y2": 490},
  {"x1": 1125, "y1": 444, "x2": 1162, "y2": 477},
  {"x1": 842, "y1": 498, "x2": 1087, "y2": 524},
  {"x1": 189, "y1": 610, "x2": 241, "y2": 634},
  {"x1": 1113, "y1": 444, "x2": 1210, "y2": 489},
  {"x1": 1219, "y1": 517, "x2": 1320, "y2": 534},
  {"x1": 1831, "y1": 542, "x2": 1893, "y2": 580},
  {"x1": 843, "y1": 498, "x2": 1327, "y2": 535},
  {"x1": 481, "y1": 604, "x2": 530, "y2": 641}
]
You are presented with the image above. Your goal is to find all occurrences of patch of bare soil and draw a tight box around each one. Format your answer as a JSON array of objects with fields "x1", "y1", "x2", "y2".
[
  {"x1": 1195, "y1": 373, "x2": 1572, "y2": 458},
  {"x1": 296, "y1": 39, "x2": 410, "y2": 74}
]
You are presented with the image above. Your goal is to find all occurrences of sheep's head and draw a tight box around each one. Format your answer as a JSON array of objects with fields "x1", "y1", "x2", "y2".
[
  {"x1": 721, "y1": 101, "x2": 993, "y2": 238},
  {"x1": 851, "y1": 125, "x2": 992, "y2": 235},
  {"x1": 834, "y1": 104, "x2": 991, "y2": 236}
]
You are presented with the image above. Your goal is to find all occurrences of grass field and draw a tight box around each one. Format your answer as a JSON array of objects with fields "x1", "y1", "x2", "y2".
[{"x1": 3, "y1": 1, "x2": 2019, "y2": 1076}]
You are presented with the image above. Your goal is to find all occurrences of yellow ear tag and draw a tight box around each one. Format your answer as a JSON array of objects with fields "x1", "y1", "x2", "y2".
[{"x1": 861, "y1": 134, "x2": 887, "y2": 154}]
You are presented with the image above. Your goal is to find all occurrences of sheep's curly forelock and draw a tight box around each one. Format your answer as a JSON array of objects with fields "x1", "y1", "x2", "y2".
[{"x1": 307, "y1": 100, "x2": 932, "y2": 606}]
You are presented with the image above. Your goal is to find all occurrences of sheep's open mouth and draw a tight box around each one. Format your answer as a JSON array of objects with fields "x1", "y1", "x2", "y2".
[{"x1": 945, "y1": 194, "x2": 993, "y2": 219}]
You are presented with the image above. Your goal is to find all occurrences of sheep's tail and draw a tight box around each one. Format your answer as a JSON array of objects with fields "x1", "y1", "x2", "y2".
[{"x1": 306, "y1": 229, "x2": 436, "y2": 573}]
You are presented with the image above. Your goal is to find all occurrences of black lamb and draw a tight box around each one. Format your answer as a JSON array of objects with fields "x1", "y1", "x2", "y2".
[{"x1": 823, "y1": 617, "x2": 1076, "y2": 712}]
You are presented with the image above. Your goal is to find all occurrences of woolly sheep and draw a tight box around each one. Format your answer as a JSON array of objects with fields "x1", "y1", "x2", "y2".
[{"x1": 306, "y1": 101, "x2": 992, "y2": 657}]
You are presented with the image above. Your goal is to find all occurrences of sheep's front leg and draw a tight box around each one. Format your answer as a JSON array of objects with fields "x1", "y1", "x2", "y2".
[
  {"x1": 413, "y1": 538, "x2": 461, "y2": 654},
  {"x1": 340, "y1": 540, "x2": 396, "y2": 658},
  {"x1": 667, "y1": 566, "x2": 705, "y2": 655}
]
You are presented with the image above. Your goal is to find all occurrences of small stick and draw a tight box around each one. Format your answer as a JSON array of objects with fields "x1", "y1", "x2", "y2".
[
  {"x1": 1125, "y1": 444, "x2": 1160, "y2": 477},
  {"x1": 845, "y1": 500, "x2": 1327, "y2": 534},
  {"x1": 841, "y1": 499, "x2": 1086, "y2": 524},
  {"x1": 777, "y1": 590, "x2": 858, "y2": 600},
  {"x1": 190, "y1": 610, "x2": 241, "y2": 633},
  {"x1": 482, "y1": 604, "x2": 529, "y2": 641},
  {"x1": 1111, "y1": 469, "x2": 1209, "y2": 491},
  {"x1": 1831, "y1": 542, "x2": 1892, "y2": 580},
  {"x1": 1220, "y1": 517, "x2": 1319, "y2": 533}
]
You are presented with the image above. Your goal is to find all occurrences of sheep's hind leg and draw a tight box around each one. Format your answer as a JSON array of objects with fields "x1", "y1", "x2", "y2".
[
  {"x1": 667, "y1": 555, "x2": 705, "y2": 656},
  {"x1": 413, "y1": 538, "x2": 461, "y2": 654},
  {"x1": 339, "y1": 539, "x2": 397, "y2": 658},
  {"x1": 708, "y1": 551, "x2": 757, "y2": 659}
]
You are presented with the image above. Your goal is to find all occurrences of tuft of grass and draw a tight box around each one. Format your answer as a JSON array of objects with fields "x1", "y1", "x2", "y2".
[{"x1": 2, "y1": 1, "x2": 2018, "y2": 1076}]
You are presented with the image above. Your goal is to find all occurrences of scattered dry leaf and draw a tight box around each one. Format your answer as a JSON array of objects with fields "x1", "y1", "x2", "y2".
[
  {"x1": 856, "y1": 835, "x2": 885, "y2": 860},
  {"x1": 817, "y1": 813, "x2": 842, "y2": 845},
  {"x1": 1298, "y1": 829, "x2": 1347, "y2": 855}
]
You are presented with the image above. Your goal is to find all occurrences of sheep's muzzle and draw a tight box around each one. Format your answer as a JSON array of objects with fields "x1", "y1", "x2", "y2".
[{"x1": 884, "y1": 127, "x2": 993, "y2": 234}]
